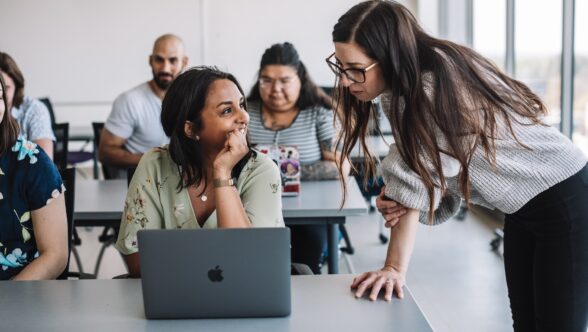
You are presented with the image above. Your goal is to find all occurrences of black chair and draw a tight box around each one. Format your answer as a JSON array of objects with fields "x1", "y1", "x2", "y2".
[
  {"x1": 57, "y1": 168, "x2": 95, "y2": 279},
  {"x1": 41, "y1": 97, "x2": 95, "y2": 172},
  {"x1": 92, "y1": 121, "x2": 122, "y2": 276},
  {"x1": 39, "y1": 97, "x2": 57, "y2": 125},
  {"x1": 52, "y1": 123, "x2": 69, "y2": 171},
  {"x1": 126, "y1": 167, "x2": 136, "y2": 187},
  {"x1": 92, "y1": 121, "x2": 117, "y2": 180}
]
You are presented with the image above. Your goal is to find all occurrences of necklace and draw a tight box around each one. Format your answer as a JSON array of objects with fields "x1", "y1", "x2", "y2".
[{"x1": 198, "y1": 185, "x2": 212, "y2": 202}]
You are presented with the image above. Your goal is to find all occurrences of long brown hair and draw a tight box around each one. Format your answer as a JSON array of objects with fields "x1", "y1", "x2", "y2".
[
  {"x1": 0, "y1": 74, "x2": 19, "y2": 155},
  {"x1": 332, "y1": 0, "x2": 546, "y2": 222},
  {"x1": 0, "y1": 52, "x2": 25, "y2": 109},
  {"x1": 160, "y1": 66, "x2": 255, "y2": 193}
]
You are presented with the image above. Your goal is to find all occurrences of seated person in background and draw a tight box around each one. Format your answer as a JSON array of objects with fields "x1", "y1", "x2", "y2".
[
  {"x1": 0, "y1": 75, "x2": 68, "y2": 280},
  {"x1": 247, "y1": 42, "x2": 349, "y2": 274},
  {"x1": 247, "y1": 42, "x2": 349, "y2": 180},
  {"x1": 115, "y1": 66, "x2": 284, "y2": 278},
  {"x1": 0, "y1": 52, "x2": 55, "y2": 159},
  {"x1": 99, "y1": 34, "x2": 188, "y2": 178}
]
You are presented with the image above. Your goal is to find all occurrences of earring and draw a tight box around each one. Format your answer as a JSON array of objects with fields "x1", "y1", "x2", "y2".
[{"x1": 195, "y1": 135, "x2": 200, "y2": 141}]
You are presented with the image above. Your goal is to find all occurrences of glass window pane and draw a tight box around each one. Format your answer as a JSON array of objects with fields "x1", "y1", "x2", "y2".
[
  {"x1": 473, "y1": 0, "x2": 506, "y2": 70},
  {"x1": 572, "y1": 0, "x2": 588, "y2": 155},
  {"x1": 515, "y1": 0, "x2": 562, "y2": 126}
]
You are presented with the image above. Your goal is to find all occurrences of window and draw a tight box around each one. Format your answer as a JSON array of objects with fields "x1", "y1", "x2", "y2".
[
  {"x1": 514, "y1": 0, "x2": 563, "y2": 126},
  {"x1": 572, "y1": 0, "x2": 588, "y2": 154},
  {"x1": 473, "y1": 0, "x2": 506, "y2": 70}
]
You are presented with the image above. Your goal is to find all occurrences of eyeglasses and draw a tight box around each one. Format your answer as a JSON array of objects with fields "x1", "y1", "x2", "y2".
[
  {"x1": 325, "y1": 52, "x2": 378, "y2": 83},
  {"x1": 258, "y1": 77, "x2": 296, "y2": 89}
]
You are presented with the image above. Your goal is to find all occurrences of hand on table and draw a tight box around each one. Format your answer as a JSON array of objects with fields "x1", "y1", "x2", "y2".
[{"x1": 350, "y1": 266, "x2": 406, "y2": 302}]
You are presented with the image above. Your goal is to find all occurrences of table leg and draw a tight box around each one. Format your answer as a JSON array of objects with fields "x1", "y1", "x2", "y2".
[
  {"x1": 92, "y1": 140, "x2": 99, "y2": 179},
  {"x1": 327, "y1": 224, "x2": 339, "y2": 274}
]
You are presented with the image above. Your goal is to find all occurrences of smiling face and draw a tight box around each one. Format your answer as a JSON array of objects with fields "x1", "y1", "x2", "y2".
[
  {"x1": 334, "y1": 42, "x2": 387, "y2": 101},
  {"x1": 258, "y1": 64, "x2": 301, "y2": 112},
  {"x1": 192, "y1": 79, "x2": 249, "y2": 153}
]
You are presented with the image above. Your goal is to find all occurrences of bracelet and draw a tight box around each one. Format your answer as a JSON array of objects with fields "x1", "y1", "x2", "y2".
[{"x1": 213, "y1": 178, "x2": 236, "y2": 188}]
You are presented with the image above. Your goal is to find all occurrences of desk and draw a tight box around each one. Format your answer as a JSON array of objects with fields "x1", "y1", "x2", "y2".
[
  {"x1": 69, "y1": 125, "x2": 93, "y2": 141},
  {"x1": 350, "y1": 135, "x2": 394, "y2": 161},
  {"x1": 0, "y1": 275, "x2": 432, "y2": 331},
  {"x1": 75, "y1": 178, "x2": 368, "y2": 274},
  {"x1": 69, "y1": 125, "x2": 99, "y2": 178}
]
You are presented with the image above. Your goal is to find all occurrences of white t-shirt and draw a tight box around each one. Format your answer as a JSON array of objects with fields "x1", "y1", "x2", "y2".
[{"x1": 105, "y1": 82, "x2": 169, "y2": 154}]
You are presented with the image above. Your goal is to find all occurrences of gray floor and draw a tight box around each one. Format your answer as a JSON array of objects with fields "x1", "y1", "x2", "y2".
[{"x1": 71, "y1": 204, "x2": 513, "y2": 332}]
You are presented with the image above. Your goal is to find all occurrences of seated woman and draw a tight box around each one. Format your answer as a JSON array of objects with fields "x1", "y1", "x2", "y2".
[
  {"x1": 0, "y1": 52, "x2": 55, "y2": 159},
  {"x1": 247, "y1": 42, "x2": 349, "y2": 274},
  {"x1": 115, "y1": 67, "x2": 284, "y2": 278},
  {"x1": 0, "y1": 74, "x2": 68, "y2": 280}
]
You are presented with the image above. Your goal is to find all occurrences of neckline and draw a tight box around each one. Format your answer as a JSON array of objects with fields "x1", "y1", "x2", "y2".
[{"x1": 259, "y1": 102, "x2": 300, "y2": 132}]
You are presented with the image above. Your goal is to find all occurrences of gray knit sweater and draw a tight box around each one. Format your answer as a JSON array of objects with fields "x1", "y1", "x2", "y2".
[{"x1": 380, "y1": 93, "x2": 587, "y2": 226}]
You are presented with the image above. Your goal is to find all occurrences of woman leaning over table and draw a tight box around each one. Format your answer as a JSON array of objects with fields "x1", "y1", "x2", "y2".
[
  {"x1": 0, "y1": 72, "x2": 68, "y2": 280},
  {"x1": 328, "y1": 1, "x2": 588, "y2": 331},
  {"x1": 115, "y1": 66, "x2": 284, "y2": 278}
]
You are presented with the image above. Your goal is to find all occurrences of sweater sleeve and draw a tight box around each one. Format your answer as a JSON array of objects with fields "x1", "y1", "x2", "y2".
[{"x1": 381, "y1": 144, "x2": 462, "y2": 225}]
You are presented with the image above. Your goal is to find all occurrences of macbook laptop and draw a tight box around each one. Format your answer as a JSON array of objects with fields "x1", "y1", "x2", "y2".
[{"x1": 137, "y1": 228, "x2": 291, "y2": 319}]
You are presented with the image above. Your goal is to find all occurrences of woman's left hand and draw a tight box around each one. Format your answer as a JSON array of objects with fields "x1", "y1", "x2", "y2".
[
  {"x1": 376, "y1": 187, "x2": 407, "y2": 228},
  {"x1": 213, "y1": 129, "x2": 249, "y2": 176}
]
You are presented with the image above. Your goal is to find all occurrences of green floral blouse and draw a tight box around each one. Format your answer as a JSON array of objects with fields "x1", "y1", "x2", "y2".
[{"x1": 115, "y1": 146, "x2": 284, "y2": 255}]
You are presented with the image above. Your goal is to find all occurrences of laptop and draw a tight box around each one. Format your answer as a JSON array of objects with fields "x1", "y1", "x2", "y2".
[{"x1": 137, "y1": 228, "x2": 291, "y2": 319}]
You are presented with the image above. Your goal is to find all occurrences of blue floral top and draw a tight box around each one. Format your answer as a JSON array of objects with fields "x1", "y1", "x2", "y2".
[{"x1": 0, "y1": 137, "x2": 64, "y2": 280}]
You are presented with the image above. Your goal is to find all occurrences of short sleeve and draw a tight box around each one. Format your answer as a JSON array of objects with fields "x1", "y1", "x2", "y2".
[
  {"x1": 22, "y1": 142, "x2": 64, "y2": 211},
  {"x1": 238, "y1": 153, "x2": 284, "y2": 228},
  {"x1": 115, "y1": 151, "x2": 165, "y2": 255},
  {"x1": 24, "y1": 100, "x2": 56, "y2": 142},
  {"x1": 104, "y1": 94, "x2": 136, "y2": 140},
  {"x1": 381, "y1": 144, "x2": 461, "y2": 225},
  {"x1": 315, "y1": 107, "x2": 337, "y2": 148}
]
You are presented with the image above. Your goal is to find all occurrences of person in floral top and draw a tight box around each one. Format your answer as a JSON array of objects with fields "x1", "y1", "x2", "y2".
[
  {"x1": 0, "y1": 75, "x2": 68, "y2": 280},
  {"x1": 115, "y1": 67, "x2": 284, "y2": 278}
]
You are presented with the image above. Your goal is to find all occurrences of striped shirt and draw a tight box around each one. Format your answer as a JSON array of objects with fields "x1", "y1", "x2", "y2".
[{"x1": 247, "y1": 102, "x2": 337, "y2": 165}]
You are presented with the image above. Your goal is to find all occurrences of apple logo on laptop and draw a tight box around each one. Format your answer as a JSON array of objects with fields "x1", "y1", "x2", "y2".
[{"x1": 208, "y1": 265, "x2": 224, "y2": 282}]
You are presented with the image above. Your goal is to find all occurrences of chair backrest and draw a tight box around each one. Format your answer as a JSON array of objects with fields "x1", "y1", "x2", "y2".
[
  {"x1": 127, "y1": 167, "x2": 136, "y2": 187},
  {"x1": 57, "y1": 167, "x2": 76, "y2": 280},
  {"x1": 52, "y1": 123, "x2": 69, "y2": 171},
  {"x1": 91, "y1": 122, "x2": 114, "y2": 180},
  {"x1": 39, "y1": 97, "x2": 57, "y2": 125},
  {"x1": 320, "y1": 86, "x2": 334, "y2": 98}
]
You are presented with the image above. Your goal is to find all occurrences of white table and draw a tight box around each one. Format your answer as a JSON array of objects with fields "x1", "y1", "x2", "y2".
[
  {"x1": 0, "y1": 275, "x2": 433, "y2": 331},
  {"x1": 350, "y1": 135, "x2": 394, "y2": 161},
  {"x1": 69, "y1": 125, "x2": 99, "y2": 178},
  {"x1": 74, "y1": 178, "x2": 368, "y2": 274}
]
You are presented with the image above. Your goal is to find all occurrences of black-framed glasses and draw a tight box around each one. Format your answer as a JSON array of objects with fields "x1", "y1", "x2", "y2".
[{"x1": 325, "y1": 52, "x2": 378, "y2": 83}]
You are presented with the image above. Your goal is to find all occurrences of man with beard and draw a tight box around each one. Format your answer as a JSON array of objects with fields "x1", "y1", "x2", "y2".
[{"x1": 99, "y1": 34, "x2": 188, "y2": 178}]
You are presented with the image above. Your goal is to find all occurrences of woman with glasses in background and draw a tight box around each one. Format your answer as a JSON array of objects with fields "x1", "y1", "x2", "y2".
[
  {"x1": 247, "y1": 42, "x2": 349, "y2": 274},
  {"x1": 328, "y1": 1, "x2": 588, "y2": 331}
]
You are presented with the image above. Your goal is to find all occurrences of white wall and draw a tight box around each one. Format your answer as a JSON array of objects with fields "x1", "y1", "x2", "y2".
[{"x1": 0, "y1": 0, "x2": 424, "y2": 126}]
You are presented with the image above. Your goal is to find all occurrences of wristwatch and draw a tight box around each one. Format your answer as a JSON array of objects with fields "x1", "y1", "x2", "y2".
[{"x1": 213, "y1": 178, "x2": 236, "y2": 188}]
